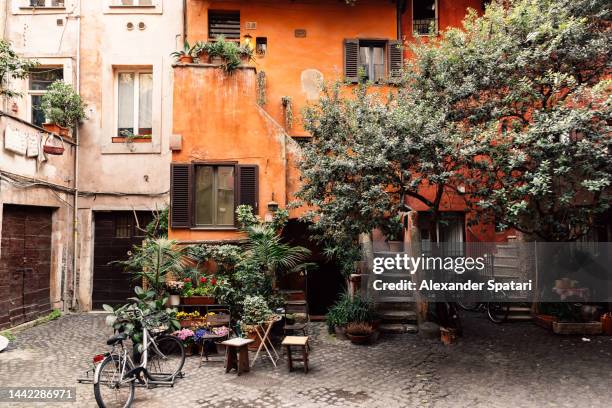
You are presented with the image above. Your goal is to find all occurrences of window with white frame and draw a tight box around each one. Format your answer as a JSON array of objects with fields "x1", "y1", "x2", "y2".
[
  {"x1": 413, "y1": 0, "x2": 438, "y2": 36},
  {"x1": 26, "y1": 0, "x2": 65, "y2": 7},
  {"x1": 28, "y1": 66, "x2": 63, "y2": 127},
  {"x1": 112, "y1": 0, "x2": 153, "y2": 6},
  {"x1": 116, "y1": 70, "x2": 153, "y2": 138}
]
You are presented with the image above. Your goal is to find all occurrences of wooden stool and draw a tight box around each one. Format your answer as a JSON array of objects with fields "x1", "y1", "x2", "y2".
[
  {"x1": 222, "y1": 338, "x2": 254, "y2": 376},
  {"x1": 281, "y1": 336, "x2": 309, "y2": 373}
]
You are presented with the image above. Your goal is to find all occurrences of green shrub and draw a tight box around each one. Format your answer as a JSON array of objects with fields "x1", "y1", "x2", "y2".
[{"x1": 40, "y1": 81, "x2": 86, "y2": 129}]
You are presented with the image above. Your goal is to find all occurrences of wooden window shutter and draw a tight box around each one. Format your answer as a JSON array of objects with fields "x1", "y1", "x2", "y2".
[
  {"x1": 170, "y1": 163, "x2": 192, "y2": 228},
  {"x1": 388, "y1": 40, "x2": 403, "y2": 80},
  {"x1": 238, "y1": 165, "x2": 259, "y2": 214},
  {"x1": 344, "y1": 39, "x2": 359, "y2": 83}
]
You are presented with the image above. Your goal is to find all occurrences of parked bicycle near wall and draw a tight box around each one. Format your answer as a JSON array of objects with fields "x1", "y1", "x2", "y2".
[
  {"x1": 93, "y1": 307, "x2": 185, "y2": 408},
  {"x1": 457, "y1": 293, "x2": 510, "y2": 324}
]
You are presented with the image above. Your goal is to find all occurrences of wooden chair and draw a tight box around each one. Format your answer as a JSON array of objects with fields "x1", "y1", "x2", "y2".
[
  {"x1": 222, "y1": 338, "x2": 254, "y2": 376},
  {"x1": 281, "y1": 336, "x2": 309, "y2": 373}
]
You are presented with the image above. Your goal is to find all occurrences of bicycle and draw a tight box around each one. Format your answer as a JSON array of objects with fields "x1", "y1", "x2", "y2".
[
  {"x1": 93, "y1": 308, "x2": 185, "y2": 408},
  {"x1": 457, "y1": 294, "x2": 510, "y2": 324}
]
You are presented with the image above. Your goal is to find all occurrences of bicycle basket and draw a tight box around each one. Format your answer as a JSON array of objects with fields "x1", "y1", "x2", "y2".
[{"x1": 142, "y1": 312, "x2": 171, "y2": 334}]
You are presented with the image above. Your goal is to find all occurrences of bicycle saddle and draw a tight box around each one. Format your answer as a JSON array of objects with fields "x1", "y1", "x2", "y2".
[{"x1": 107, "y1": 332, "x2": 128, "y2": 345}]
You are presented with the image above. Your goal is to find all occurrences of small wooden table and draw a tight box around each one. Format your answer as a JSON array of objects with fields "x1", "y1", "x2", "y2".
[
  {"x1": 281, "y1": 336, "x2": 309, "y2": 373},
  {"x1": 222, "y1": 338, "x2": 254, "y2": 375}
]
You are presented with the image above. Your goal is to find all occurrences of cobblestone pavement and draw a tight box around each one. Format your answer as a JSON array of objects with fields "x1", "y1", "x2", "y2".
[{"x1": 1, "y1": 312, "x2": 611, "y2": 408}]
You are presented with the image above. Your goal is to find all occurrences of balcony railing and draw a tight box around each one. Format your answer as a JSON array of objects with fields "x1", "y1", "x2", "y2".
[{"x1": 413, "y1": 18, "x2": 438, "y2": 36}]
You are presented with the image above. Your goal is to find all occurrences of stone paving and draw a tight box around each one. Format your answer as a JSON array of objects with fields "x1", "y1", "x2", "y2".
[{"x1": 1, "y1": 312, "x2": 611, "y2": 408}]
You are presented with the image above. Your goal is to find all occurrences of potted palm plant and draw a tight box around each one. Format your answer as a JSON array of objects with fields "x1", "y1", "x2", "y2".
[
  {"x1": 116, "y1": 238, "x2": 186, "y2": 298},
  {"x1": 40, "y1": 80, "x2": 86, "y2": 138}
]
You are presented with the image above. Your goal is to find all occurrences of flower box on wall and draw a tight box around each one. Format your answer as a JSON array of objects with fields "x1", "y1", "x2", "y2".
[
  {"x1": 111, "y1": 136, "x2": 152, "y2": 143},
  {"x1": 180, "y1": 296, "x2": 215, "y2": 305},
  {"x1": 42, "y1": 122, "x2": 70, "y2": 138},
  {"x1": 552, "y1": 321, "x2": 602, "y2": 335}
]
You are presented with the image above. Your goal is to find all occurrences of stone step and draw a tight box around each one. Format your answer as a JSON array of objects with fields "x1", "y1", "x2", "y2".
[
  {"x1": 379, "y1": 323, "x2": 419, "y2": 334},
  {"x1": 506, "y1": 314, "x2": 533, "y2": 321},
  {"x1": 508, "y1": 306, "x2": 532, "y2": 313},
  {"x1": 376, "y1": 296, "x2": 415, "y2": 303},
  {"x1": 378, "y1": 310, "x2": 417, "y2": 322}
]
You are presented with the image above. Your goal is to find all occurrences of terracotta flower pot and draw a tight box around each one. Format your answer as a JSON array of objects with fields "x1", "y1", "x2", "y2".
[
  {"x1": 440, "y1": 327, "x2": 458, "y2": 345},
  {"x1": 346, "y1": 332, "x2": 373, "y2": 345},
  {"x1": 534, "y1": 314, "x2": 557, "y2": 330},
  {"x1": 42, "y1": 122, "x2": 70, "y2": 137},
  {"x1": 179, "y1": 55, "x2": 194, "y2": 64},
  {"x1": 601, "y1": 313, "x2": 612, "y2": 336}
]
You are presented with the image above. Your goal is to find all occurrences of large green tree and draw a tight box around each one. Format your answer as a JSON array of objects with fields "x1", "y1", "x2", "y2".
[{"x1": 297, "y1": 0, "x2": 611, "y2": 247}]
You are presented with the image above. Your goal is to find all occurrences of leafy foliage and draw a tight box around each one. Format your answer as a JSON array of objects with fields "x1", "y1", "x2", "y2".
[
  {"x1": 298, "y1": 0, "x2": 611, "y2": 244},
  {"x1": 104, "y1": 286, "x2": 179, "y2": 349},
  {"x1": 118, "y1": 238, "x2": 186, "y2": 297},
  {"x1": 0, "y1": 40, "x2": 37, "y2": 98},
  {"x1": 326, "y1": 293, "x2": 377, "y2": 331},
  {"x1": 40, "y1": 80, "x2": 87, "y2": 129}
]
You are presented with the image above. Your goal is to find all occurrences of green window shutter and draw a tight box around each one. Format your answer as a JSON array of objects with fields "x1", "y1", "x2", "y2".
[
  {"x1": 388, "y1": 40, "x2": 403, "y2": 80},
  {"x1": 238, "y1": 165, "x2": 259, "y2": 214},
  {"x1": 344, "y1": 39, "x2": 360, "y2": 83},
  {"x1": 170, "y1": 163, "x2": 192, "y2": 228}
]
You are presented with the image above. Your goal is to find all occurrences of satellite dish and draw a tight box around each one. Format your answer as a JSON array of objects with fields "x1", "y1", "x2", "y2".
[{"x1": 0, "y1": 335, "x2": 8, "y2": 352}]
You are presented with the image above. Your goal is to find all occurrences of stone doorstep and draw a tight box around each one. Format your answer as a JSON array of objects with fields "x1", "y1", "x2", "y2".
[
  {"x1": 379, "y1": 310, "x2": 417, "y2": 322},
  {"x1": 379, "y1": 323, "x2": 419, "y2": 334}
]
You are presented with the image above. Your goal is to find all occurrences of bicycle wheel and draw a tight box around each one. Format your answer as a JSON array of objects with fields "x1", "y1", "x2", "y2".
[
  {"x1": 147, "y1": 335, "x2": 185, "y2": 381},
  {"x1": 487, "y1": 302, "x2": 510, "y2": 324},
  {"x1": 457, "y1": 300, "x2": 481, "y2": 312},
  {"x1": 94, "y1": 354, "x2": 135, "y2": 408}
]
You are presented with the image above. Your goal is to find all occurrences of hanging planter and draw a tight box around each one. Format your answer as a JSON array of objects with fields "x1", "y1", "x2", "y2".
[{"x1": 43, "y1": 135, "x2": 65, "y2": 155}]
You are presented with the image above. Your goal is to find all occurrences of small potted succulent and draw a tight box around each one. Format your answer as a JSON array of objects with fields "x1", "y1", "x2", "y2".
[
  {"x1": 346, "y1": 322, "x2": 374, "y2": 344},
  {"x1": 171, "y1": 40, "x2": 198, "y2": 64},
  {"x1": 40, "y1": 80, "x2": 86, "y2": 138}
]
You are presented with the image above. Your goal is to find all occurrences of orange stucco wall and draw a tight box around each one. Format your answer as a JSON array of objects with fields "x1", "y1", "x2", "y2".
[
  {"x1": 186, "y1": 0, "x2": 397, "y2": 135},
  {"x1": 171, "y1": 0, "x2": 492, "y2": 243}
]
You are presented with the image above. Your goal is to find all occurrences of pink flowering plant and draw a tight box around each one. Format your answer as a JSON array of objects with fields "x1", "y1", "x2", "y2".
[{"x1": 173, "y1": 328, "x2": 195, "y2": 345}]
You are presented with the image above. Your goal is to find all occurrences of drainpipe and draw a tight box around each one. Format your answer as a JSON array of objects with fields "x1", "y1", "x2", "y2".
[
  {"x1": 182, "y1": 0, "x2": 187, "y2": 42},
  {"x1": 397, "y1": 0, "x2": 405, "y2": 40},
  {"x1": 70, "y1": 0, "x2": 81, "y2": 310}
]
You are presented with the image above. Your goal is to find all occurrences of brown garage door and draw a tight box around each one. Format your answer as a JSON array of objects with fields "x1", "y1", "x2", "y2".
[
  {"x1": 0, "y1": 205, "x2": 53, "y2": 329},
  {"x1": 92, "y1": 211, "x2": 152, "y2": 309}
]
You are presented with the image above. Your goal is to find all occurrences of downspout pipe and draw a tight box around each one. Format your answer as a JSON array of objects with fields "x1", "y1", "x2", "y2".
[
  {"x1": 183, "y1": 0, "x2": 187, "y2": 42},
  {"x1": 70, "y1": 0, "x2": 81, "y2": 310}
]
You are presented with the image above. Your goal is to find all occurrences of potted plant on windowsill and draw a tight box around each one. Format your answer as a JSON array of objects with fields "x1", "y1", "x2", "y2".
[
  {"x1": 171, "y1": 40, "x2": 198, "y2": 64},
  {"x1": 41, "y1": 80, "x2": 87, "y2": 138}
]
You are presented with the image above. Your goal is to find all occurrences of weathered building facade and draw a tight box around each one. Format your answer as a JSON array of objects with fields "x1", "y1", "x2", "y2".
[{"x1": 1, "y1": 0, "x2": 181, "y2": 323}]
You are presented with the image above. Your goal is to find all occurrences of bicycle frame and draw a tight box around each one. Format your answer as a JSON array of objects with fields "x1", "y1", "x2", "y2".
[{"x1": 93, "y1": 314, "x2": 181, "y2": 389}]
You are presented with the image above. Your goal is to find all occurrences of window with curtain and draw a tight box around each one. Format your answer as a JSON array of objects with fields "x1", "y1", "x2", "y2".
[
  {"x1": 413, "y1": 0, "x2": 438, "y2": 35},
  {"x1": 116, "y1": 70, "x2": 153, "y2": 137},
  {"x1": 359, "y1": 43, "x2": 385, "y2": 83},
  {"x1": 195, "y1": 165, "x2": 235, "y2": 226}
]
